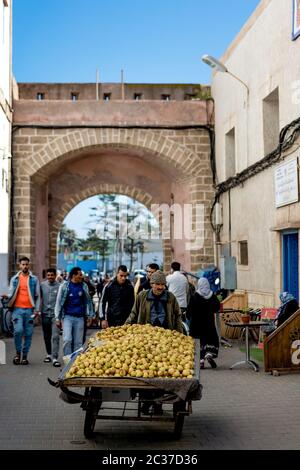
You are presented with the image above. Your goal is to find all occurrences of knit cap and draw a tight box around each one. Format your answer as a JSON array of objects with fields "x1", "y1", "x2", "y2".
[{"x1": 150, "y1": 270, "x2": 166, "y2": 285}]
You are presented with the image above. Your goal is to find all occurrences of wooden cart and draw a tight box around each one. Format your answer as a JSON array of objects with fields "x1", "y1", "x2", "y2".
[{"x1": 51, "y1": 340, "x2": 202, "y2": 439}]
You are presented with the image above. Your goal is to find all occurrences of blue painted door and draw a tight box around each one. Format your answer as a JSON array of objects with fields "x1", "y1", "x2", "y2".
[{"x1": 282, "y1": 232, "x2": 299, "y2": 301}]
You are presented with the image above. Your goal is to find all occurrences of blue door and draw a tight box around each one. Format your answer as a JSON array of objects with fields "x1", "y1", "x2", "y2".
[{"x1": 282, "y1": 232, "x2": 299, "y2": 301}]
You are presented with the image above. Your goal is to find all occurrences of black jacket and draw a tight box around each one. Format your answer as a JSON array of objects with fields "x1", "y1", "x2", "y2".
[
  {"x1": 101, "y1": 278, "x2": 134, "y2": 326},
  {"x1": 187, "y1": 292, "x2": 220, "y2": 342},
  {"x1": 277, "y1": 299, "x2": 299, "y2": 327}
]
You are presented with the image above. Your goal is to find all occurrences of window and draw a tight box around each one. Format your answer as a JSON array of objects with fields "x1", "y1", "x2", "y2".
[
  {"x1": 225, "y1": 127, "x2": 236, "y2": 179},
  {"x1": 37, "y1": 93, "x2": 45, "y2": 101},
  {"x1": 134, "y1": 93, "x2": 143, "y2": 100},
  {"x1": 71, "y1": 93, "x2": 79, "y2": 101},
  {"x1": 103, "y1": 93, "x2": 111, "y2": 101},
  {"x1": 263, "y1": 87, "x2": 279, "y2": 156},
  {"x1": 239, "y1": 241, "x2": 248, "y2": 266},
  {"x1": 184, "y1": 93, "x2": 196, "y2": 100},
  {"x1": 161, "y1": 94, "x2": 171, "y2": 101}
]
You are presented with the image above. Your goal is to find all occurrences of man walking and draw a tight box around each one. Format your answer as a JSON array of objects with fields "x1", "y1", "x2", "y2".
[
  {"x1": 126, "y1": 271, "x2": 182, "y2": 332},
  {"x1": 166, "y1": 261, "x2": 189, "y2": 313},
  {"x1": 126, "y1": 270, "x2": 182, "y2": 415},
  {"x1": 137, "y1": 263, "x2": 159, "y2": 293},
  {"x1": 6, "y1": 257, "x2": 40, "y2": 365},
  {"x1": 39, "y1": 268, "x2": 61, "y2": 367},
  {"x1": 55, "y1": 267, "x2": 93, "y2": 356},
  {"x1": 101, "y1": 265, "x2": 134, "y2": 328}
]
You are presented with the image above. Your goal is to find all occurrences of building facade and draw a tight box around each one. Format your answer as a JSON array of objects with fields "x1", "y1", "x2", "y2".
[
  {"x1": 0, "y1": 0, "x2": 12, "y2": 292},
  {"x1": 212, "y1": 0, "x2": 300, "y2": 307}
]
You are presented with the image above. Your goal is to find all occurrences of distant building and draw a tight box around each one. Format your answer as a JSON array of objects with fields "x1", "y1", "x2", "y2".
[
  {"x1": 212, "y1": 0, "x2": 300, "y2": 306},
  {"x1": 17, "y1": 82, "x2": 211, "y2": 102},
  {"x1": 0, "y1": 0, "x2": 12, "y2": 292}
]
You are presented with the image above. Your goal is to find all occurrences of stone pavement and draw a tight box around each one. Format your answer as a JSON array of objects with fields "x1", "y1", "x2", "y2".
[{"x1": 0, "y1": 326, "x2": 300, "y2": 450}]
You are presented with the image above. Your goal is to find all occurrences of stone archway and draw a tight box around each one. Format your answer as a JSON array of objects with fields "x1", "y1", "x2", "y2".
[
  {"x1": 49, "y1": 183, "x2": 169, "y2": 272},
  {"x1": 12, "y1": 127, "x2": 214, "y2": 278}
]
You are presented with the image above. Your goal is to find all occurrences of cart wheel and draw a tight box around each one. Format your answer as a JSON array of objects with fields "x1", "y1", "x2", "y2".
[
  {"x1": 173, "y1": 400, "x2": 186, "y2": 439},
  {"x1": 83, "y1": 388, "x2": 102, "y2": 438},
  {"x1": 84, "y1": 409, "x2": 96, "y2": 438},
  {"x1": 174, "y1": 413, "x2": 185, "y2": 439}
]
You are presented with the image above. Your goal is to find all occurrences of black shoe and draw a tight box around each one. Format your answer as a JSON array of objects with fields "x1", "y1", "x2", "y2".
[
  {"x1": 21, "y1": 355, "x2": 29, "y2": 365},
  {"x1": 13, "y1": 353, "x2": 21, "y2": 365},
  {"x1": 205, "y1": 353, "x2": 217, "y2": 369}
]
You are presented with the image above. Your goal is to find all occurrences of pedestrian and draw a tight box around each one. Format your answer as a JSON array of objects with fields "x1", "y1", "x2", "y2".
[
  {"x1": 5, "y1": 257, "x2": 40, "y2": 365},
  {"x1": 55, "y1": 267, "x2": 94, "y2": 357},
  {"x1": 96, "y1": 276, "x2": 104, "y2": 298},
  {"x1": 126, "y1": 270, "x2": 182, "y2": 415},
  {"x1": 166, "y1": 261, "x2": 189, "y2": 313},
  {"x1": 100, "y1": 265, "x2": 134, "y2": 328},
  {"x1": 276, "y1": 291, "x2": 299, "y2": 327},
  {"x1": 39, "y1": 268, "x2": 61, "y2": 367},
  {"x1": 187, "y1": 277, "x2": 220, "y2": 369},
  {"x1": 83, "y1": 275, "x2": 96, "y2": 299},
  {"x1": 137, "y1": 263, "x2": 159, "y2": 294},
  {"x1": 126, "y1": 270, "x2": 183, "y2": 332}
]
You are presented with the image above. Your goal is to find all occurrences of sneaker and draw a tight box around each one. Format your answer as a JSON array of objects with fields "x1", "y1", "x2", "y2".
[
  {"x1": 205, "y1": 353, "x2": 217, "y2": 369},
  {"x1": 21, "y1": 355, "x2": 29, "y2": 365},
  {"x1": 13, "y1": 353, "x2": 21, "y2": 365},
  {"x1": 52, "y1": 359, "x2": 61, "y2": 367},
  {"x1": 200, "y1": 360, "x2": 205, "y2": 370},
  {"x1": 43, "y1": 355, "x2": 52, "y2": 363}
]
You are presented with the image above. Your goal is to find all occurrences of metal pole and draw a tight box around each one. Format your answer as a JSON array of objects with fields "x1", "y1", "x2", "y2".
[
  {"x1": 121, "y1": 69, "x2": 125, "y2": 100},
  {"x1": 96, "y1": 69, "x2": 99, "y2": 101}
]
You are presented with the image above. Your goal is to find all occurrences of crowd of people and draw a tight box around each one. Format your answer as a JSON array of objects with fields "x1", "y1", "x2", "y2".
[{"x1": 3, "y1": 256, "x2": 298, "y2": 378}]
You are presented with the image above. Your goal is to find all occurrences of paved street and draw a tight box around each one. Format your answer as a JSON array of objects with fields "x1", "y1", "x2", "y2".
[{"x1": 0, "y1": 326, "x2": 300, "y2": 450}]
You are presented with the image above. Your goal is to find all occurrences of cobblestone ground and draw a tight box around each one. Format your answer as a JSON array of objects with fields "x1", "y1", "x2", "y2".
[{"x1": 0, "y1": 326, "x2": 300, "y2": 450}]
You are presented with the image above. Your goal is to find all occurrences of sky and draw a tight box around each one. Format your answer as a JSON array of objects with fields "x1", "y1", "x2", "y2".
[
  {"x1": 12, "y1": 0, "x2": 261, "y2": 238},
  {"x1": 13, "y1": 0, "x2": 261, "y2": 85}
]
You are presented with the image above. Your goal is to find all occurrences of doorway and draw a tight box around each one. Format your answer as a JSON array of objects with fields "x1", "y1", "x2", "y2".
[{"x1": 282, "y1": 231, "x2": 299, "y2": 301}]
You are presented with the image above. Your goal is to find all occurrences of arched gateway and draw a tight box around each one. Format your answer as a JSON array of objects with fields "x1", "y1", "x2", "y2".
[{"x1": 12, "y1": 85, "x2": 214, "y2": 278}]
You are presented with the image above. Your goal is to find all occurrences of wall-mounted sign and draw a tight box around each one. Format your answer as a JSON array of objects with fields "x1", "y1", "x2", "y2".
[
  {"x1": 292, "y1": 0, "x2": 300, "y2": 40},
  {"x1": 275, "y1": 157, "x2": 299, "y2": 208}
]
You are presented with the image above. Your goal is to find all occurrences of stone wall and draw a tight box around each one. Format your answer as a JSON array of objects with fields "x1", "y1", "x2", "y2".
[{"x1": 12, "y1": 100, "x2": 214, "y2": 277}]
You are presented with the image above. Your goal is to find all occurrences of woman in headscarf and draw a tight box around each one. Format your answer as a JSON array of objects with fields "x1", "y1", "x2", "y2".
[
  {"x1": 187, "y1": 277, "x2": 220, "y2": 369},
  {"x1": 276, "y1": 292, "x2": 299, "y2": 327}
]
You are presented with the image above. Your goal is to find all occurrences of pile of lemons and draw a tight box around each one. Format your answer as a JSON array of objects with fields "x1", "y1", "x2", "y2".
[{"x1": 66, "y1": 324, "x2": 195, "y2": 379}]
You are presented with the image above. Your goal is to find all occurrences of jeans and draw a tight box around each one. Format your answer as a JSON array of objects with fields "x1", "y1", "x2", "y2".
[
  {"x1": 12, "y1": 308, "x2": 35, "y2": 355},
  {"x1": 41, "y1": 315, "x2": 60, "y2": 359},
  {"x1": 63, "y1": 315, "x2": 84, "y2": 356}
]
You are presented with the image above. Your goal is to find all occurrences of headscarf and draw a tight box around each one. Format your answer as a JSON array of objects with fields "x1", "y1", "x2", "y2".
[
  {"x1": 279, "y1": 291, "x2": 295, "y2": 306},
  {"x1": 277, "y1": 291, "x2": 296, "y2": 318},
  {"x1": 196, "y1": 277, "x2": 213, "y2": 300}
]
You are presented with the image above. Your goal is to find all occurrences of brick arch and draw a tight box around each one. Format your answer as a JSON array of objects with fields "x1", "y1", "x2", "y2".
[
  {"x1": 49, "y1": 183, "x2": 170, "y2": 268},
  {"x1": 26, "y1": 128, "x2": 201, "y2": 180}
]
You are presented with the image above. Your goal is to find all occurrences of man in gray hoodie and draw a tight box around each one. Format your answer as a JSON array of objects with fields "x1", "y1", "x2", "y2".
[{"x1": 39, "y1": 268, "x2": 61, "y2": 367}]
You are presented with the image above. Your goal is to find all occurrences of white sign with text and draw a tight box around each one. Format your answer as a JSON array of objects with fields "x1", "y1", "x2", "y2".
[{"x1": 275, "y1": 158, "x2": 299, "y2": 208}]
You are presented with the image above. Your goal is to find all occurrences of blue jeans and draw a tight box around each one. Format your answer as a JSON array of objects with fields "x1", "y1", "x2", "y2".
[
  {"x1": 12, "y1": 308, "x2": 35, "y2": 355},
  {"x1": 63, "y1": 315, "x2": 84, "y2": 356}
]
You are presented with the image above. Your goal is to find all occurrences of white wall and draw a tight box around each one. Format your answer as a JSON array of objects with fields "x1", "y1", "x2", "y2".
[
  {"x1": 212, "y1": 0, "x2": 300, "y2": 306},
  {"x1": 0, "y1": 0, "x2": 12, "y2": 293},
  {"x1": 213, "y1": 0, "x2": 300, "y2": 180}
]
